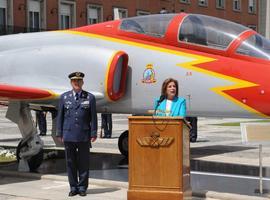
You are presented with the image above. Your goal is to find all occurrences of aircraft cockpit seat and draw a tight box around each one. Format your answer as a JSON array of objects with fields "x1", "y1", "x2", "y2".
[
  {"x1": 179, "y1": 15, "x2": 207, "y2": 46},
  {"x1": 179, "y1": 33, "x2": 207, "y2": 46},
  {"x1": 120, "y1": 19, "x2": 145, "y2": 34}
]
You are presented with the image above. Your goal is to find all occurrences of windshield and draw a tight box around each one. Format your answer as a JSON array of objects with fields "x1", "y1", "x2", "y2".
[
  {"x1": 120, "y1": 14, "x2": 176, "y2": 38},
  {"x1": 179, "y1": 14, "x2": 249, "y2": 50},
  {"x1": 236, "y1": 34, "x2": 270, "y2": 60}
]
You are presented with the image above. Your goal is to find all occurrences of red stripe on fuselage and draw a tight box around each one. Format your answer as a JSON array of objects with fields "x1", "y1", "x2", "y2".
[{"x1": 0, "y1": 84, "x2": 53, "y2": 100}]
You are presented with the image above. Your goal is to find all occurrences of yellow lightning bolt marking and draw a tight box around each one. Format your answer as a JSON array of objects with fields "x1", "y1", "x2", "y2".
[
  {"x1": 60, "y1": 30, "x2": 267, "y2": 118},
  {"x1": 178, "y1": 61, "x2": 269, "y2": 118},
  {"x1": 43, "y1": 89, "x2": 59, "y2": 99}
]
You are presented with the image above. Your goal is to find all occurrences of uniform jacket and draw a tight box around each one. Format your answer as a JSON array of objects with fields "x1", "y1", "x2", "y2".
[
  {"x1": 154, "y1": 96, "x2": 186, "y2": 117},
  {"x1": 56, "y1": 90, "x2": 97, "y2": 142}
]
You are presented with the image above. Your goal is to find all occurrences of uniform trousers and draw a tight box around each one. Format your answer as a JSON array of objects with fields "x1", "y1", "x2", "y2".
[
  {"x1": 101, "y1": 113, "x2": 112, "y2": 137},
  {"x1": 64, "y1": 141, "x2": 90, "y2": 192},
  {"x1": 36, "y1": 111, "x2": 47, "y2": 135}
]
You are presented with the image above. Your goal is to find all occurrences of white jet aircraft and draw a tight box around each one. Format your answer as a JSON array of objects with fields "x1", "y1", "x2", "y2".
[{"x1": 0, "y1": 13, "x2": 270, "y2": 171}]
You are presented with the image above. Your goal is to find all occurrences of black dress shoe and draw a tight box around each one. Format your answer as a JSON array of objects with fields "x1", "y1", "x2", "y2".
[
  {"x1": 190, "y1": 137, "x2": 197, "y2": 143},
  {"x1": 79, "y1": 191, "x2": 87, "y2": 196},
  {"x1": 68, "y1": 191, "x2": 77, "y2": 196}
]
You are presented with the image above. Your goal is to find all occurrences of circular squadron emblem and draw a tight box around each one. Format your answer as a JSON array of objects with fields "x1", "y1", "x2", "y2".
[{"x1": 142, "y1": 64, "x2": 156, "y2": 84}]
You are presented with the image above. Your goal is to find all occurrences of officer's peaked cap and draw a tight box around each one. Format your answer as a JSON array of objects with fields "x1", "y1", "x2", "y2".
[{"x1": 68, "y1": 71, "x2": 85, "y2": 80}]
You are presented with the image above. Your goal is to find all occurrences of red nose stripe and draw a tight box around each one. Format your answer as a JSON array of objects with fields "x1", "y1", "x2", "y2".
[{"x1": 0, "y1": 84, "x2": 53, "y2": 100}]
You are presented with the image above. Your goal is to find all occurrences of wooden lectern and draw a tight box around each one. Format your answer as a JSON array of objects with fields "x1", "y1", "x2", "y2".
[{"x1": 128, "y1": 116, "x2": 192, "y2": 200}]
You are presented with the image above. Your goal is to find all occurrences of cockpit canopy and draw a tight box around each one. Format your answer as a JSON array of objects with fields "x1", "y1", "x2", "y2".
[
  {"x1": 179, "y1": 14, "x2": 248, "y2": 49},
  {"x1": 236, "y1": 33, "x2": 270, "y2": 60},
  {"x1": 120, "y1": 14, "x2": 270, "y2": 60},
  {"x1": 120, "y1": 14, "x2": 176, "y2": 38}
]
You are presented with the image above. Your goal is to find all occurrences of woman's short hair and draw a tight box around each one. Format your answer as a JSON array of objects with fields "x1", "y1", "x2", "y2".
[{"x1": 161, "y1": 78, "x2": 179, "y2": 97}]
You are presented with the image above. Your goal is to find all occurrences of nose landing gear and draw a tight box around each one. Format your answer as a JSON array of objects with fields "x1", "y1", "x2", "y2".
[
  {"x1": 16, "y1": 134, "x2": 44, "y2": 172},
  {"x1": 6, "y1": 101, "x2": 44, "y2": 172}
]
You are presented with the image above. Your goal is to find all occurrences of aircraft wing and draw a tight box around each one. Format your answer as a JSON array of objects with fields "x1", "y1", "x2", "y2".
[{"x1": 0, "y1": 83, "x2": 104, "y2": 108}]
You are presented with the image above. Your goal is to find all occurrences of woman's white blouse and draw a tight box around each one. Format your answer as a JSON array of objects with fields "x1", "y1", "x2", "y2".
[{"x1": 165, "y1": 100, "x2": 172, "y2": 116}]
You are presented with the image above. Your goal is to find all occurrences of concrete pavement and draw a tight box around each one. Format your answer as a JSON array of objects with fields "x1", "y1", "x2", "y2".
[
  {"x1": 1, "y1": 170, "x2": 270, "y2": 200},
  {"x1": 1, "y1": 106, "x2": 270, "y2": 199},
  {"x1": 0, "y1": 175, "x2": 126, "y2": 200}
]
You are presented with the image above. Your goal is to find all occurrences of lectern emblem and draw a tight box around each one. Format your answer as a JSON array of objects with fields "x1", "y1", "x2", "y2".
[{"x1": 136, "y1": 132, "x2": 174, "y2": 148}]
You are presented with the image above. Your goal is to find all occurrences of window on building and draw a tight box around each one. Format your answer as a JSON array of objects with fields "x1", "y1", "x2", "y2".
[
  {"x1": 198, "y1": 0, "x2": 208, "y2": 7},
  {"x1": 233, "y1": 0, "x2": 241, "y2": 11},
  {"x1": 248, "y1": 25, "x2": 257, "y2": 31},
  {"x1": 114, "y1": 7, "x2": 128, "y2": 19},
  {"x1": 136, "y1": 10, "x2": 150, "y2": 16},
  {"x1": 60, "y1": 4, "x2": 71, "y2": 29},
  {"x1": 0, "y1": 0, "x2": 7, "y2": 27},
  {"x1": 28, "y1": 0, "x2": 40, "y2": 31},
  {"x1": 87, "y1": 4, "x2": 103, "y2": 24},
  {"x1": 119, "y1": 8, "x2": 128, "y2": 18},
  {"x1": 159, "y1": 8, "x2": 168, "y2": 14},
  {"x1": 248, "y1": 0, "x2": 256, "y2": 14},
  {"x1": 29, "y1": 11, "x2": 40, "y2": 30},
  {"x1": 61, "y1": 15, "x2": 70, "y2": 29},
  {"x1": 180, "y1": 0, "x2": 190, "y2": 4},
  {"x1": 216, "y1": 0, "x2": 225, "y2": 9},
  {"x1": 0, "y1": 8, "x2": 6, "y2": 27}
]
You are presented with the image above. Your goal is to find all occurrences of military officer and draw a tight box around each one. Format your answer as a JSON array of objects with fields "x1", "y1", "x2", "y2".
[{"x1": 56, "y1": 71, "x2": 97, "y2": 197}]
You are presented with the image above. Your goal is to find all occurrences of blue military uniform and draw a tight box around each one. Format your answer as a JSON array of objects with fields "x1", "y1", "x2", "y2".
[{"x1": 57, "y1": 88, "x2": 97, "y2": 194}]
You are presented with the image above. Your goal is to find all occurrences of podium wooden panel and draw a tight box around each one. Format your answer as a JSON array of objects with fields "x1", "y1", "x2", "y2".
[{"x1": 128, "y1": 116, "x2": 191, "y2": 200}]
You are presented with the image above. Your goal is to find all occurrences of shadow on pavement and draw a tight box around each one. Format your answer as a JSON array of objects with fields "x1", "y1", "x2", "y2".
[
  {"x1": 191, "y1": 145, "x2": 256, "y2": 158},
  {"x1": 87, "y1": 187, "x2": 121, "y2": 194},
  {"x1": 0, "y1": 176, "x2": 39, "y2": 185}
]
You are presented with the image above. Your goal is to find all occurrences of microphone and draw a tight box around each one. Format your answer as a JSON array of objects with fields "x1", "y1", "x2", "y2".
[
  {"x1": 154, "y1": 95, "x2": 165, "y2": 115},
  {"x1": 157, "y1": 95, "x2": 165, "y2": 104}
]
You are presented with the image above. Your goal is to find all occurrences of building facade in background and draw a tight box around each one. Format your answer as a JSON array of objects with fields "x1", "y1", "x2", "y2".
[
  {"x1": 0, "y1": 0, "x2": 259, "y2": 35},
  {"x1": 258, "y1": 0, "x2": 270, "y2": 38}
]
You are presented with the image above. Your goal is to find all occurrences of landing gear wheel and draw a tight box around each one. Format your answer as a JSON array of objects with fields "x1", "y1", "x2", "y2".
[
  {"x1": 16, "y1": 140, "x2": 44, "y2": 172},
  {"x1": 118, "y1": 130, "x2": 129, "y2": 157}
]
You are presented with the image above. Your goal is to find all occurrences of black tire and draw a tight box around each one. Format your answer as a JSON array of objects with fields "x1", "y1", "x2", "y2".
[
  {"x1": 16, "y1": 139, "x2": 44, "y2": 172},
  {"x1": 118, "y1": 130, "x2": 129, "y2": 157}
]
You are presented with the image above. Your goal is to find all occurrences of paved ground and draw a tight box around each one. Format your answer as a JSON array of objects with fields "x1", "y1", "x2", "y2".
[
  {"x1": 193, "y1": 118, "x2": 270, "y2": 168},
  {"x1": 1, "y1": 107, "x2": 270, "y2": 170},
  {"x1": 0, "y1": 170, "x2": 218, "y2": 200},
  {"x1": 0, "y1": 106, "x2": 270, "y2": 199},
  {"x1": 0, "y1": 175, "x2": 127, "y2": 200}
]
